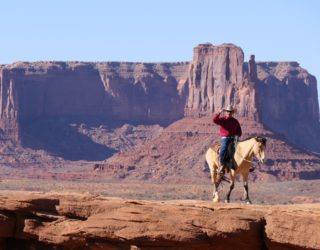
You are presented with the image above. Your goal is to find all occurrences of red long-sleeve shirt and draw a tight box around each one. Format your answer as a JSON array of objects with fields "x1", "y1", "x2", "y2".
[{"x1": 213, "y1": 113, "x2": 242, "y2": 137}]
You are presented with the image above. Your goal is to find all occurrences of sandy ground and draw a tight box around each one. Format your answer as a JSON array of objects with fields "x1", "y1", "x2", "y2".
[{"x1": 0, "y1": 178, "x2": 319, "y2": 204}]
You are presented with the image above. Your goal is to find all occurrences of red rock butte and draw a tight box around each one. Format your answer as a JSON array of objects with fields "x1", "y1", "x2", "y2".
[{"x1": 0, "y1": 43, "x2": 319, "y2": 182}]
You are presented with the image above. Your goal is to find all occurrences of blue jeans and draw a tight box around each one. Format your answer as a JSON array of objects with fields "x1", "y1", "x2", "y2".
[{"x1": 219, "y1": 137, "x2": 233, "y2": 166}]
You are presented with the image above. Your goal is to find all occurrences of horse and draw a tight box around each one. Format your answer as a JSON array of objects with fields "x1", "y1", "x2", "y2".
[{"x1": 205, "y1": 137, "x2": 267, "y2": 204}]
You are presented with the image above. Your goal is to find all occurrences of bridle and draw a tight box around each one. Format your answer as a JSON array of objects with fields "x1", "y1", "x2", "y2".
[{"x1": 235, "y1": 141, "x2": 265, "y2": 164}]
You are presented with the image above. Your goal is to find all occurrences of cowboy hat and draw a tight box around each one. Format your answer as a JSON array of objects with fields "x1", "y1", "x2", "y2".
[{"x1": 223, "y1": 105, "x2": 236, "y2": 112}]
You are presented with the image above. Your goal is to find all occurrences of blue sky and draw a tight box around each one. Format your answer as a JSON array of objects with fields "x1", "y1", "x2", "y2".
[{"x1": 0, "y1": 0, "x2": 319, "y2": 103}]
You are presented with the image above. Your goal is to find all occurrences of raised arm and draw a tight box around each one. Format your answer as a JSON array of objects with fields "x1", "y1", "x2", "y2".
[{"x1": 213, "y1": 110, "x2": 223, "y2": 125}]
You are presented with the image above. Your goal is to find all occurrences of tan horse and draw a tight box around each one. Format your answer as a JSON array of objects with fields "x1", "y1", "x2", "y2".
[{"x1": 205, "y1": 137, "x2": 267, "y2": 204}]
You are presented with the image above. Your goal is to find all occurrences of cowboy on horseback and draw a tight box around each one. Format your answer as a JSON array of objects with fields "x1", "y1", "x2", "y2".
[{"x1": 213, "y1": 105, "x2": 242, "y2": 176}]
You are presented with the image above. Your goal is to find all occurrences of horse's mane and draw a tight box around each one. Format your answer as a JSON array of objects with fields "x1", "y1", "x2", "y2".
[
  {"x1": 240, "y1": 136, "x2": 267, "y2": 145},
  {"x1": 239, "y1": 137, "x2": 255, "y2": 142}
]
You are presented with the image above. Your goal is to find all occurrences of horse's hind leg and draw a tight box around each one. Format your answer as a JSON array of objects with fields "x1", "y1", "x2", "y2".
[
  {"x1": 210, "y1": 166, "x2": 221, "y2": 203},
  {"x1": 212, "y1": 179, "x2": 220, "y2": 203},
  {"x1": 206, "y1": 150, "x2": 221, "y2": 203},
  {"x1": 209, "y1": 164, "x2": 220, "y2": 202}
]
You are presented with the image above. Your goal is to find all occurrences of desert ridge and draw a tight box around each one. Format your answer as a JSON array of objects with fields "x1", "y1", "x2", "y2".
[{"x1": 0, "y1": 191, "x2": 319, "y2": 250}]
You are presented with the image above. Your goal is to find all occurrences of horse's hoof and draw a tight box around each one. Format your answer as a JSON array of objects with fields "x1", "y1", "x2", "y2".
[
  {"x1": 224, "y1": 199, "x2": 230, "y2": 203},
  {"x1": 213, "y1": 197, "x2": 219, "y2": 203},
  {"x1": 240, "y1": 198, "x2": 252, "y2": 204}
]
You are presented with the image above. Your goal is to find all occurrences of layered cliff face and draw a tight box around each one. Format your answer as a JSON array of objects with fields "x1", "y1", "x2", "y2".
[
  {"x1": 0, "y1": 43, "x2": 319, "y2": 160},
  {"x1": 0, "y1": 69, "x2": 20, "y2": 141},
  {"x1": 256, "y1": 62, "x2": 320, "y2": 151},
  {"x1": 0, "y1": 61, "x2": 189, "y2": 122},
  {"x1": 0, "y1": 61, "x2": 189, "y2": 146},
  {"x1": 96, "y1": 62, "x2": 188, "y2": 123},
  {"x1": 184, "y1": 43, "x2": 319, "y2": 152},
  {"x1": 186, "y1": 43, "x2": 258, "y2": 120}
]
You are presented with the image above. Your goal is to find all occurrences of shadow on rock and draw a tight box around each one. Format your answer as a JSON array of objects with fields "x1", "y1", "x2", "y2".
[{"x1": 20, "y1": 117, "x2": 116, "y2": 161}]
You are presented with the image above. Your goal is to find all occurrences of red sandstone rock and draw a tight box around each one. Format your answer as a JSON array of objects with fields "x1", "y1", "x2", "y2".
[
  {"x1": 101, "y1": 116, "x2": 320, "y2": 183},
  {"x1": 265, "y1": 204, "x2": 320, "y2": 249},
  {"x1": 186, "y1": 43, "x2": 258, "y2": 120},
  {"x1": 0, "y1": 191, "x2": 319, "y2": 250},
  {"x1": 0, "y1": 43, "x2": 318, "y2": 150},
  {"x1": 0, "y1": 61, "x2": 188, "y2": 132},
  {"x1": 256, "y1": 61, "x2": 320, "y2": 151},
  {"x1": 0, "y1": 211, "x2": 15, "y2": 237},
  {"x1": 0, "y1": 43, "x2": 319, "y2": 182}
]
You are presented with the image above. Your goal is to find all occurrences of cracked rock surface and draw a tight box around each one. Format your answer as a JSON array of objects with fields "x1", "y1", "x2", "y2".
[{"x1": 0, "y1": 191, "x2": 319, "y2": 250}]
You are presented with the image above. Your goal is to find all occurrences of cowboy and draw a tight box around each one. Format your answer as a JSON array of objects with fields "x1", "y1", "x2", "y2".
[{"x1": 213, "y1": 105, "x2": 242, "y2": 175}]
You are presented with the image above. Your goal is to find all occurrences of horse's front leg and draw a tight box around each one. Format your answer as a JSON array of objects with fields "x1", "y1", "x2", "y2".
[
  {"x1": 241, "y1": 172, "x2": 251, "y2": 204},
  {"x1": 225, "y1": 170, "x2": 235, "y2": 203}
]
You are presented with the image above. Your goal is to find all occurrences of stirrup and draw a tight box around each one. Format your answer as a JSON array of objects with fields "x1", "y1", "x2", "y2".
[{"x1": 218, "y1": 165, "x2": 224, "y2": 175}]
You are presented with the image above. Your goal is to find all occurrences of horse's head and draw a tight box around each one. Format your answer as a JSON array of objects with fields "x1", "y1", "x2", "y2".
[{"x1": 252, "y1": 137, "x2": 267, "y2": 163}]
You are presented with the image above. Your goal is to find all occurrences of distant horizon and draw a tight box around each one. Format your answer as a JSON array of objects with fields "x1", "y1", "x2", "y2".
[
  {"x1": 0, "y1": 43, "x2": 311, "y2": 65},
  {"x1": 0, "y1": 41, "x2": 314, "y2": 66}
]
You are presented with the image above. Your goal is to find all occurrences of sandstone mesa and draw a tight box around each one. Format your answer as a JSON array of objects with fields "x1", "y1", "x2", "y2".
[{"x1": 0, "y1": 43, "x2": 319, "y2": 183}]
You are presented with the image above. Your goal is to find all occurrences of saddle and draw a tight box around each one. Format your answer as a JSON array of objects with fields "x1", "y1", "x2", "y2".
[
  {"x1": 211, "y1": 142, "x2": 221, "y2": 154},
  {"x1": 211, "y1": 141, "x2": 237, "y2": 169}
]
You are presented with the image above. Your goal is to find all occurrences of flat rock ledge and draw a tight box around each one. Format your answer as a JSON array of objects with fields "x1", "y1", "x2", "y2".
[{"x1": 0, "y1": 191, "x2": 319, "y2": 250}]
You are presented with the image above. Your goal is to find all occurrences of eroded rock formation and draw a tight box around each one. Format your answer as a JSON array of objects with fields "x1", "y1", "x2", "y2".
[
  {"x1": 0, "y1": 61, "x2": 189, "y2": 129},
  {"x1": 0, "y1": 191, "x2": 319, "y2": 250},
  {"x1": 186, "y1": 43, "x2": 258, "y2": 120},
  {"x1": 256, "y1": 61, "x2": 320, "y2": 151},
  {"x1": 0, "y1": 69, "x2": 20, "y2": 141},
  {"x1": 0, "y1": 42, "x2": 319, "y2": 161},
  {"x1": 184, "y1": 43, "x2": 319, "y2": 151}
]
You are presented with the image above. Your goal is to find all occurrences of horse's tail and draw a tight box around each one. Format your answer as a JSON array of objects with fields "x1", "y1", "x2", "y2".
[{"x1": 202, "y1": 159, "x2": 210, "y2": 173}]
